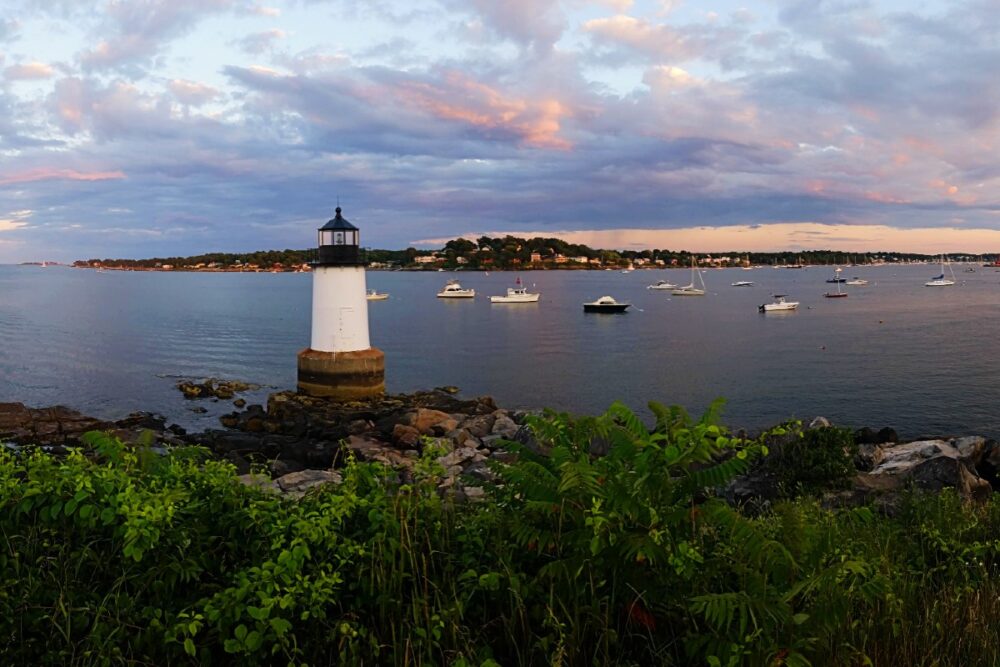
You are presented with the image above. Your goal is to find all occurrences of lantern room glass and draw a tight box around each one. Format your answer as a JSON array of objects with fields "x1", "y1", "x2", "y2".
[{"x1": 319, "y1": 229, "x2": 359, "y2": 246}]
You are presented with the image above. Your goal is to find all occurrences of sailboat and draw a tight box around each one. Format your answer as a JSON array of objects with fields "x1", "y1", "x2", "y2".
[
  {"x1": 824, "y1": 275, "x2": 848, "y2": 298},
  {"x1": 672, "y1": 258, "x2": 706, "y2": 296},
  {"x1": 925, "y1": 255, "x2": 956, "y2": 287}
]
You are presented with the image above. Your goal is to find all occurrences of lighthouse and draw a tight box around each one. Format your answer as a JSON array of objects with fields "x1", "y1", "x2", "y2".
[{"x1": 297, "y1": 206, "x2": 385, "y2": 399}]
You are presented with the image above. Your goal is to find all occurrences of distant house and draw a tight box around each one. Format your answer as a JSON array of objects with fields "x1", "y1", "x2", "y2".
[
  {"x1": 530, "y1": 252, "x2": 542, "y2": 263},
  {"x1": 414, "y1": 256, "x2": 438, "y2": 264},
  {"x1": 456, "y1": 256, "x2": 468, "y2": 264},
  {"x1": 554, "y1": 254, "x2": 568, "y2": 264},
  {"x1": 589, "y1": 258, "x2": 602, "y2": 265},
  {"x1": 572, "y1": 256, "x2": 589, "y2": 263}
]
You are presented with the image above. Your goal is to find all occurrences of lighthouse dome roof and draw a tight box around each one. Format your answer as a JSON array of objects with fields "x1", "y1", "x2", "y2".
[{"x1": 320, "y1": 207, "x2": 358, "y2": 231}]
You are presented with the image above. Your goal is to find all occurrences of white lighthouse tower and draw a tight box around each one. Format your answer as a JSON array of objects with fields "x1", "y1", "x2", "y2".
[{"x1": 297, "y1": 206, "x2": 385, "y2": 399}]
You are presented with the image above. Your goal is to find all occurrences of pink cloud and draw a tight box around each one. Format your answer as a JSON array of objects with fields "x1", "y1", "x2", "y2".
[
  {"x1": 0, "y1": 169, "x2": 126, "y2": 186},
  {"x1": 397, "y1": 72, "x2": 573, "y2": 149},
  {"x1": 4, "y1": 62, "x2": 54, "y2": 80},
  {"x1": 167, "y1": 79, "x2": 219, "y2": 105}
]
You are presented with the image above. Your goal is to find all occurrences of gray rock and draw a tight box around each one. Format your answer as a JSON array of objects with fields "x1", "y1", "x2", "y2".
[
  {"x1": 461, "y1": 414, "x2": 497, "y2": 439},
  {"x1": 480, "y1": 434, "x2": 507, "y2": 449},
  {"x1": 855, "y1": 443, "x2": 885, "y2": 472},
  {"x1": 491, "y1": 415, "x2": 519, "y2": 439},
  {"x1": 808, "y1": 416, "x2": 832, "y2": 429},
  {"x1": 463, "y1": 486, "x2": 487, "y2": 501},
  {"x1": 909, "y1": 457, "x2": 991, "y2": 502},
  {"x1": 490, "y1": 449, "x2": 518, "y2": 464},
  {"x1": 275, "y1": 469, "x2": 342, "y2": 495},
  {"x1": 445, "y1": 428, "x2": 476, "y2": 448},
  {"x1": 270, "y1": 458, "x2": 305, "y2": 477},
  {"x1": 954, "y1": 436, "x2": 986, "y2": 465}
]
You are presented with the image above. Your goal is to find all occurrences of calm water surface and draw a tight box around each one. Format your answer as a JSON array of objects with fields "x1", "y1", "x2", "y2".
[{"x1": 1, "y1": 263, "x2": 998, "y2": 437}]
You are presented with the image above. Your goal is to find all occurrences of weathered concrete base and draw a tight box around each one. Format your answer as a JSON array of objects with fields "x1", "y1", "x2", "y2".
[{"x1": 296, "y1": 347, "x2": 385, "y2": 400}]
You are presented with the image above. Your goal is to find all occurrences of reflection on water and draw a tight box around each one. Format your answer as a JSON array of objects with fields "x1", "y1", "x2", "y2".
[{"x1": 1, "y1": 263, "x2": 998, "y2": 437}]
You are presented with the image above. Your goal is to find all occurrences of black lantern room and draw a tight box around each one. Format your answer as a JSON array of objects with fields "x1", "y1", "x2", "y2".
[{"x1": 316, "y1": 207, "x2": 362, "y2": 266}]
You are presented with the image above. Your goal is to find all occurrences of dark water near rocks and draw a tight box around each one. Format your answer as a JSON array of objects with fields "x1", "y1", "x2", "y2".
[{"x1": 2, "y1": 263, "x2": 999, "y2": 437}]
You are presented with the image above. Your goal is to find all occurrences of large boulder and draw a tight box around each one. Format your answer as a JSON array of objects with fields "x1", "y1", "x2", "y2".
[
  {"x1": 392, "y1": 424, "x2": 421, "y2": 448},
  {"x1": 861, "y1": 438, "x2": 993, "y2": 502},
  {"x1": 909, "y1": 457, "x2": 992, "y2": 502},
  {"x1": 404, "y1": 408, "x2": 453, "y2": 435},
  {"x1": 491, "y1": 415, "x2": 519, "y2": 439},
  {"x1": 275, "y1": 469, "x2": 342, "y2": 496}
]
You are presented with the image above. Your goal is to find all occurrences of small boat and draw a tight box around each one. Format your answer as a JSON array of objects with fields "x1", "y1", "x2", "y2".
[
  {"x1": 759, "y1": 295, "x2": 799, "y2": 312},
  {"x1": 490, "y1": 277, "x2": 539, "y2": 303},
  {"x1": 826, "y1": 267, "x2": 846, "y2": 283},
  {"x1": 845, "y1": 278, "x2": 868, "y2": 286},
  {"x1": 583, "y1": 295, "x2": 630, "y2": 313},
  {"x1": 647, "y1": 280, "x2": 677, "y2": 290},
  {"x1": 437, "y1": 280, "x2": 475, "y2": 298},
  {"x1": 731, "y1": 280, "x2": 754, "y2": 287},
  {"x1": 925, "y1": 255, "x2": 956, "y2": 286},
  {"x1": 366, "y1": 289, "x2": 389, "y2": 301},
  {"x1": 824, "y1": 279, "x2": 848, "y2": 298},
  {"x1": 673, "y1": 258, "x2": 707, "y2": 296}
]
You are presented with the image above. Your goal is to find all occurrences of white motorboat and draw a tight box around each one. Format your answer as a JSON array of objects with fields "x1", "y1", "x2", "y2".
[
  {"x1": 583, "y1": 295, "x2": 630, "y2": 313},
  {"x1": 647, "y1": 280, "x2": 677, "y2": 290},
  {"x1": 673, "y1": 258, "x2": 706, "y2": 296},
  {"x1": 366, "y1": 289, "x2": 389, "y2": 301},
  {"x1": 490, "y1": 278, "x2": 540, "y2": 303},
  {"x1": 437, "y1": 280, "x2": 475, "y2": 298},
  {"x1": 731, "y1": 280, "x2": 754, "y2": 287},
  {"x1": 845, "y1": 278, "x2": 868, "y2": 286},
  {"x1": 759, "y1": 295, "x2": 799, "y2": 312},
  {"x1": 925, "y1": 255, "x2": 956, "y2": 286}
]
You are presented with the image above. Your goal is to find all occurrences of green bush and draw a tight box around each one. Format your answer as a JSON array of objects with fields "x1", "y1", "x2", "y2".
[
  {"x1": 757, "y1": 425, "x2": 859, "y2": 497},
  {"x1": 2, "y1": 404, "x2": 1000, "y2": 666}
]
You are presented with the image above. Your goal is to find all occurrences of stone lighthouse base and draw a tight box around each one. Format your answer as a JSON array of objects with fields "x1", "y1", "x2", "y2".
[{"x1": 296, "y1": 348, "x2": 385, "y2": 400}]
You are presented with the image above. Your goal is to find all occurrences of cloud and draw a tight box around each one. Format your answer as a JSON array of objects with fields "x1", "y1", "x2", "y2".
[
  {"x1": 0, "y1": 219, "x2": 30, "y2": 231},
  {"x1": 0, "y1": 168, "x2": 126, "y2": 185},
  {"x1": 0, "y1": 18, "x2": 20, "y2": 42},
  {"x1": 4, "y1": 61, "x2": 54, "y2": 80},
  {"x1": 453, "y1": 0, "x2": 565, "y2": 51},
  {"x1": 78, "y1": 0, "x2": 245, "y2": 71},
  {"x1": 234, "y1": 28, "x2": 287, "y2": 54},
  {"x1": 167, "y1": 79, "x2": 219, "y2": 105}
]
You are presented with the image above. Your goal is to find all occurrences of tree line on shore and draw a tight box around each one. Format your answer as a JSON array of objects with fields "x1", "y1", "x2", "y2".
[{"x1": 72, "y1": 235, "x2": 989, "y2": 271}]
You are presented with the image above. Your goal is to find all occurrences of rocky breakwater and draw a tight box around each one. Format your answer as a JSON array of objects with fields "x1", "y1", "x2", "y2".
[
  {"x1": 0, "y1": 402, "x2": 187, "y2": 451},
  {"x1": 200, "y1": 388, "x2": 532, "y2": 499}
]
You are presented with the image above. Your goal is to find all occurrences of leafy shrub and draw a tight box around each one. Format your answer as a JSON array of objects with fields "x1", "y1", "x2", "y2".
[
  {"x1": 756, "y1": 425, "x2": 859, "y2": 497},
  {"x1": 3, "y1": 404, "x2": 1000, "y2": 666}
]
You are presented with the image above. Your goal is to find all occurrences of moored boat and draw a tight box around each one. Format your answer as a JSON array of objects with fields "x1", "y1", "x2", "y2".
[
  {"x1": 673, "y1": 258, "x2": 707, "y2": 296},
  {"x1": 583, "y1": 295, "x2": 630, "y2": 313},
  {"x1": 731, "y1": 280, "x2": 754, "y2": 287},
  {"x1": 759, "y1": 295, "x2": 799, "y2": 312},
  {"x1": 366, "y1": 289, "x2": 389, "y2": 301},
  {"x1": 437, "y1": 281, "x2": 475, "y2": 298},
  {"x1": 490, "y1": 278, "x2": 540, "y2": 303},
  {"x1": 647, "y1": 280, "x2": 677, "y2": 290}
]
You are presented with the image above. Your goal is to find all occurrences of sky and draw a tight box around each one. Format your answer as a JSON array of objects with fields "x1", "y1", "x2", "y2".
[{"x1": 0, "y1": 0, "x2": 998, "y2": 262}]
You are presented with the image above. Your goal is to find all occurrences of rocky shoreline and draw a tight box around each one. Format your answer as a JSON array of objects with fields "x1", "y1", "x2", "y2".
[
  {"x1": 4, "y1": 386, "x2": 1000, "y2": 506},
  {"x1": 0, "y1": 385, "x2": 533, "y2": 500}
]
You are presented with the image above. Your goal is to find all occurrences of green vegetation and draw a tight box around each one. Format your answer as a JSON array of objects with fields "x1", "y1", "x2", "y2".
[
  {"x1": 3, "y1": 404, "x2": 1000, "y2": 665},
  {"x1": 74, "y1": 237, "x2": 985, "y2": 271}
]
